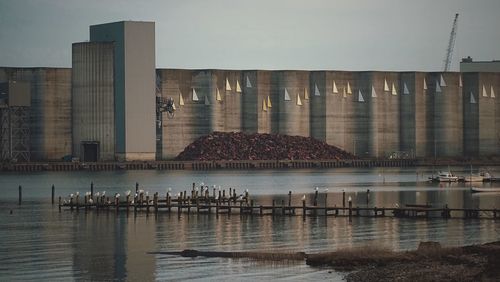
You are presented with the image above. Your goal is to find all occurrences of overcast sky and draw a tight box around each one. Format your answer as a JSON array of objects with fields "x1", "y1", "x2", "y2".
[{"x1": 1, "y1": 0, "x2": 499, "y2": 71}]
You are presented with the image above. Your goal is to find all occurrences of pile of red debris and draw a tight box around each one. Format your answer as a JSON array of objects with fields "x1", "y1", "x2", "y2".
[{"x1": 175, "y1": 132, "x2": 355, "y2": 161}]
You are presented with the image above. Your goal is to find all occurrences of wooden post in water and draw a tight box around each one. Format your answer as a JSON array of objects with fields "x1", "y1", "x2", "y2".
[
  {"x1": 366, "y1": 189, "x2": 370, "y2": 207},
  {"x1": 90, "y1": 182, "x2": 94, "y2": 200},
  {"x1": 76, "y1": 193, "x2": 79, "y2": 210},
  {"x1": 51, "y1": 185, "x2": 55, "y2": 205},
  {"x1": 115, "y1": 196, "x2": 120, "y2": 212},
  {"x1": 288, "y1": 191, "x2": 292, "y2": 207},
  {"x1": 18, "y1": 185, "x2": 22, "y2": 205},
  {"x1": 272, "y1": 200, "x2": 275, "y2": 216},
  {"x1": 154, "y1": 193, "x2": 158, "y2": 213},
  {"x1": 177, "y1": 194, "x2": 182, "y2": 217},
  {"x1": 126, "y1": 194, "x2": 130, "y2": 212},
  {"x1": 135, "y1": 182, "x2": 139, "y2": 194},
  {"x1": 146, "y1": 195, "x2": 150, "y2": 214},
  {"x1": 348, "y1": 196, "x2": 352, "y2": 222},
  {"x1": 313, "y1": 188, "x2": 319, "y2": 206},
  {"x1": 281, "y1": 200, "x2": 285, "y2": 215},
  {"x1": 167, "y1": 193, "x2": 171, "y2": 213},
  {"x1": 324, "y1": 191, "x2": 328, "y2": 216},
  {"x1": 342, "y1": 189, "x2": 345, "y2": 208},
  {"x1": 58, "y1": 196, "x2": 61, "y2": 212},
  {"x1": 302, "y1": 196, "x2": 306, "y2": 217}
]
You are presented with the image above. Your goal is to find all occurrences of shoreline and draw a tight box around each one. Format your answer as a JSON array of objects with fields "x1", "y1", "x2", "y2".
[
  {"x1": 306, "y1": 241, "x2": 500, "y2": 282},
  {"x1": 2, "y1": 158, "x2": 500, "y2": 172}
]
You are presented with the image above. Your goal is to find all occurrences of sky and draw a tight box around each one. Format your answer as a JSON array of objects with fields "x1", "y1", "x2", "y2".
[{"x1": 0, "y1": 0, "x2": 499, "y2": 71}]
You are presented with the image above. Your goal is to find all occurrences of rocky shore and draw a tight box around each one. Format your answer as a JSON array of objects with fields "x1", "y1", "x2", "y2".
[{"x1": 306, "y1": 241, "x2": 500, "y2": 282}]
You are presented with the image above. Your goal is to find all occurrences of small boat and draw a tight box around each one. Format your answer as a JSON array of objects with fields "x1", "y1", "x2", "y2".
[
  {"x1": 470, "y1": 187, "x2": 500, "y2": 193},
  {"x1": 463, "y1": 172, "x2": 491, "y2": 182},
  {"x1": 429, "y1": 171, "x2": 459, "y2": 182}
]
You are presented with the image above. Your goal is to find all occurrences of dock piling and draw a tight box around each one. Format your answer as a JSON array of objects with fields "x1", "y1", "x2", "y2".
[
  {"x1": 18, "y1": 185, "x2": 22, "y2": 205},
  {"x1": 51, "y1": 185, "x2": 55, "y2": 205}
]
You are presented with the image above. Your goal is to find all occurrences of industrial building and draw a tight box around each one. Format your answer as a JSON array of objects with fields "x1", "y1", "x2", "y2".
[
  {"x1": 72, "y1": 21, "x2": 156, "y2": 162},
  {"x1": 1, "y1": 21, "x2": 500, "y2": 162}
]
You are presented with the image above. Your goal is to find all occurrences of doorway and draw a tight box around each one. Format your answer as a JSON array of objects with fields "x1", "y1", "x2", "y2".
[{"x1": 81, "y1": 141, "x2": 99, "y2": 162}]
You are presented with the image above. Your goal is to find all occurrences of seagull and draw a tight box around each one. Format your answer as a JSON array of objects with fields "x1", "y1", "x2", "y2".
[
  {"x1": 324, "y1": 189, "x2": 329, "y2": 192},
  {"x1": 95, "y1": 192, "x2": 100, "y2": 197},
  {"x1": 115, "y1": 193, "x2": 120, "y2": 199},
  {"x1": 302, "y1": 195, "x2": 306, "y2": 201},
  {"x1": 348, "y1": 196, "x2": 352, "y2": 202},
  {"x1": 315, "y1": 187, "x2": 319, "y2": 191},
  {"x1": 125, "y1": 190, "x2": 131, "y2": 196},
  {"x1": 395, "y1": 203, "x2": 400, "y2": 208},
  {"x1": 102, "y1": 191, "x2": 106, "y2": 196},
  {"x1": 88, "y1": 198, "x2": 94, "y2": 204},
  {"x1": 70, "y1": 193, "x2": 74, "y2": 198},
  {"x1": 145, "y1": 191, "x2": 149, "y2": 196},
  {"x1": 245, "y1": 189, "x2": 249, "y2": 193},
  {"x1": 168, "y1": 187, "x2": 172, "y2": 192},
  {"x1": 200, "y1": 182, "x2": 204, "y2": 187},
  {"x1": 76, "y1": 192, "x2": 80, "y2": 196}
]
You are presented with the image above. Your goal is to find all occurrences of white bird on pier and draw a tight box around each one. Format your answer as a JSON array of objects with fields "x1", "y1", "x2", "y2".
[
  {"x1": 168, "y1": 187, "x2": 172, "y2": 192},
  {"x1": 95, "y1": 192, "x2": 100, "y2": 197},
  {"x1": 139, "y1": 189, "x2": 144, "y2": 194},
  {"x1": 70, "y1": 193, "x2": 74, "y2": 198},
  {"x1": 200, "y1": 182, "x2": 204, "y2": 187},
  {"x1": 395, "y1": 203, "x2": 400, "y2": 208},
  {"x1": 315, "y1": 187, "x2": 319, "y2": 191},
  {"x1": 324, "y1": 188, "x2": 329, "y2": 193},
  {"x1": 302, "y1": 195, "x2": 306, "y2": 201},
  {"x1": 348, "y1": 196, "x2": 352, "y2": 202},
  {"x1": 115, "y1": 193, "x2": 120, "y2": 199},
  {"x1": 145, "y1": 191, "x2": 149, "y2": 196},
  {"x1": 130, "y1": 200, "x2": 135, "y2": 204},
  {"x1": 245, "y1": 189, "x2": 249, "y2": 193},
  {"x1": 218, "y1": 186, "x2": 221, "y2": 191},
  {"x1": 88, "y1": 198, "x2": 94, "y2": 204},
  {"x1": 76, "y1": 192, "x2": 80, "y2": 196},
  {"x1": 125, "y1": 190, "x2": 131, "y2": 196},
  {"x1": 102, "y1": 191, "x2": 106, "y2": 196}
]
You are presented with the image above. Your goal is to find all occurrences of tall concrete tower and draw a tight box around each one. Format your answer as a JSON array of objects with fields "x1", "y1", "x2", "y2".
[{"x1": 72, "y1": 21, "x2": 156, "y2": 161}]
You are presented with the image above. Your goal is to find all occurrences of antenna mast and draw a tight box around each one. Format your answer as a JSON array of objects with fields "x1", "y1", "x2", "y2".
[{"x1": 443, "y1": 13, "x2": 459, "y2": 71}]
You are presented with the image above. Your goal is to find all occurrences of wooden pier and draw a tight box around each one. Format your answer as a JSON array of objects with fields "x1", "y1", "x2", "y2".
[{"x1": 57, "y1": 186, "x2": 500, "y2": 220}]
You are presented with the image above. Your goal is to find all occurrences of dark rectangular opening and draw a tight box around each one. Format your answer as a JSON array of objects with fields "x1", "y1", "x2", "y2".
[{"x1": 81, "y1": 142, "x2": 99, "y2": 162}]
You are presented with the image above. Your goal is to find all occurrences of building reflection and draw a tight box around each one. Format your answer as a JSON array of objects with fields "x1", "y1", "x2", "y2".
[{"x1": 70, "y1": 211, "x2": 155, "y2": 281}]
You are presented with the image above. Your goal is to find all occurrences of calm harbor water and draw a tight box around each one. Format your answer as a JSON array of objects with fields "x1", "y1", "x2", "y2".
[{"x1": 1, "y1": 167, "x2": 500, "y2": 281}]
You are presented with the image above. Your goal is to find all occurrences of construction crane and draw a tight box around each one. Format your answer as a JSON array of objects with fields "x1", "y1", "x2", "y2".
[{"x1": 443, "y1": 13, "x2": 459, "y2": 72}]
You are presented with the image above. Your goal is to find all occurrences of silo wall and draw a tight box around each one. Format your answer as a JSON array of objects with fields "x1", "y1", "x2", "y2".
[{"x1": 72, "y1": 42, "x2": 115, "y2": 161}]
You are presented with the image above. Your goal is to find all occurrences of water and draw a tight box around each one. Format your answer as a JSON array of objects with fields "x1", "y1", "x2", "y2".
[{"x1": 1, "y1": 167, "x2": 500, "y2": 281}]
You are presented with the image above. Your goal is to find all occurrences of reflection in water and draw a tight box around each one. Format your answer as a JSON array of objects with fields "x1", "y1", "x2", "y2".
[{"x1": 1, "y1": 168, "x2": 500, "y2": 280}]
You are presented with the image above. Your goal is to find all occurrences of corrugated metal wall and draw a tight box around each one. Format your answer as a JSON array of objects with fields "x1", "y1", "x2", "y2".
[{"x1": 72, "y1": 42, "x2": 115, "y2": 161}]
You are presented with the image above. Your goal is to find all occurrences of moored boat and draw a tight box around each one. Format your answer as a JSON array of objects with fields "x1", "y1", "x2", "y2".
[
  {"x1": 470, "y1": 187, "x2": 500, "y2": 193},
  {"x1": 429, "y1": 171, "x2": 459, "y2": 182}
]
